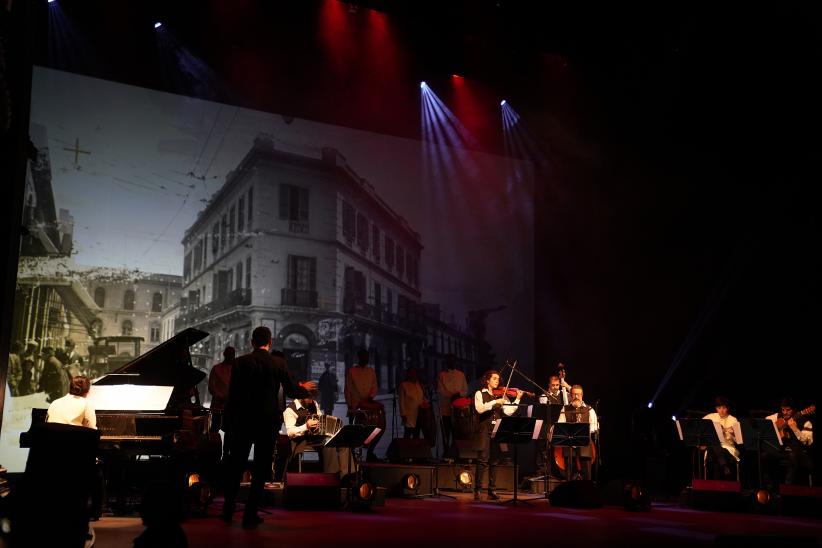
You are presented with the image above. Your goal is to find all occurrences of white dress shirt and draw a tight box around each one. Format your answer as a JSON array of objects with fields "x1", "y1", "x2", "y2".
[
  {"x1": 283, "y1": 400, "x2": 323, "y2": 438},
  {"x1": 558, "y1": 402, "x2": 598, "y2": 433},
  {"x1": 46, "y1": 394, "x2": 96, "y2": 429}
]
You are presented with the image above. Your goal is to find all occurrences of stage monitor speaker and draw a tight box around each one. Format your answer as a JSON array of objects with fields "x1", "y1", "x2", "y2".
[
  {"x1": 361, "y1": 463, "x2": 435, "y2": 496},
  {"x1": 686, "y1": 479, "x2": 744, "y2": 511},
  {"x1": 450, "y1": 439, "x2": 483, "y2": 461},
  {"x1": 778, "y1": 484, "x2": 822, "y2": 517},
  {"x1": 549, "y1": 480, "x2": 603, "y2": 508},
  {"x1": 285, "y1": 473, "x2": 340, "y2": 509},
  {"x1": 386, "y1": 438, "x2": 432, "y2": 462}
]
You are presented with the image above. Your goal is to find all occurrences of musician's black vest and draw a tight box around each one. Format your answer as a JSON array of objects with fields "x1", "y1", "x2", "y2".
[
  {"x1": 287, "y1": 401, "x2": 318, "y2": 428},
  {"x1": 562, "y1": 404, "x2": 591, "y2": 423},
  {"x1": 476, "y1": 390, "x2": 502, "y2": 427}
]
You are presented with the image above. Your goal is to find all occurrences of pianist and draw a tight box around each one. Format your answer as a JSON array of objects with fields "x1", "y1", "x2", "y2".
[{"x1": 46, "y1": 376, "x2": 97, "y2": 429}]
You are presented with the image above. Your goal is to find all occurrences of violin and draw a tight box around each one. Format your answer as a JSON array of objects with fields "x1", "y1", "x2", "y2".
[{"x1": 492, "y1": 388, "x2": 535, "y2": 398}]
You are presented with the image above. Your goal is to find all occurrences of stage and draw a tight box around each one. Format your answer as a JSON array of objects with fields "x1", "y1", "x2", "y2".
[{"x1": 89, "y1": 493, "x2": 822, "y2": 548}]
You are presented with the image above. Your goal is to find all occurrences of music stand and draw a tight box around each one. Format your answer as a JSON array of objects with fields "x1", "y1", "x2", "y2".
[
  {"x1": 675, "y1": 418, "x2": 723, "y2": 481},
  {"x1": 739, "y1": 418, "x2": 781, "y2": 489},
  {"x1": 551, "y1": 422, "x2": 591, "y2": 481},
  {"x1": 492, "y1": 416, "x2": 541, "y2": 505},
  {"x1": 325, "y1": 425, "x2": 380, "y2": 504},
  {"x1": 530, "y1": 403, "x2": 564, "y2": 498}
]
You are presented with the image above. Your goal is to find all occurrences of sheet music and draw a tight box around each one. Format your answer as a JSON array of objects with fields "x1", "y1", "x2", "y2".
[
  {"x1": 732, "y1": 422, "x2": 743, "y2": 444},
  {"x1": 770, "y1": 420, "x2": 783, "y2": 446},
  {"x1": 364, "y1": 427, "x2": 382, "y2": 445},
  {"x1": 88, "y1": 385, "x2": 173, "y2": 411},
  {"x1": 712, "y1": 421, "x2": 724, "y2": 443},
  {"x1": 532, "y1": 419, "x2": 543, "y2": 440}
]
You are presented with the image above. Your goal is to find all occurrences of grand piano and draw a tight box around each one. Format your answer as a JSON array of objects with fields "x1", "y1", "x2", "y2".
[
  {"x1": 91, "y1": 327, "x2": 213, "y2": 453},
  {"x1": 21, "y1": 327, "x2": 220, "y2": 515}
]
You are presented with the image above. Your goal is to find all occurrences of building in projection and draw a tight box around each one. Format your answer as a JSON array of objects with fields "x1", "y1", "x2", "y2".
[
  {"x1": 176, "y1": 135, "x2": 433, "y2": 392},
  {"x1": 9, "y1": 124, "x2": 100, "y2": 390},
  {"x1": 84, "y1": 273, "x2": 182, "y2": 346}
]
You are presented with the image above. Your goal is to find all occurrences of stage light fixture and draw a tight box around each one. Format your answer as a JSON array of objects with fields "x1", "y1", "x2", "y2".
[
  {"x1": 623, "y1": 482, "x2": 651, "y2": 511},
  {"x1": 48, "y1": 0, "x2": 56, "y2": 3},
  {"x1": 457, "y1": 468, "x2": 473, "y2": 491},
  {"x1": 671, "y1": 415, "x2": 676, "y2": 421},
  {"x1": 154, "y1": 22, "x2": 163, "y2": 29},
  {"x1": 402, "y1": 473, "x2": 420, "y2": 495},
  {"x1": 500, "y1": 100, "x2": 507, "y2": 106},
  {"x1": 354, "y1": 479, "x2": 376, "y2": 502},
  {"x1": 755, "y1": 489, "x2": 771, "y2": 506},
  {"x1": 647, "y1": 402, "x2": 653, "y2": 409},
  {"x1": 420, "y1": 81, "x2": 427, "y2": 88},
  {"x1": 187, "y1": 473, "x2": 201, "y2": 488}
]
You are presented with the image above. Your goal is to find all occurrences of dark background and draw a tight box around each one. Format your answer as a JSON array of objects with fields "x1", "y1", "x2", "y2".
[{"x1": 2, "y1": 1, "x2": 819, "y2": 494}]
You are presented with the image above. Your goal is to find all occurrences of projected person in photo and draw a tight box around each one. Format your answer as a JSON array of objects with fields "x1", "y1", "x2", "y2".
[
  {"x1": 473, "y1": 370, "x2": 522, "y2": 500},
  {"x1": 318, "y1": 362, "x2": 338, "y2": 415},
  {"x1": 39, "y1": 346, "x2": 70, "y2": 403}
]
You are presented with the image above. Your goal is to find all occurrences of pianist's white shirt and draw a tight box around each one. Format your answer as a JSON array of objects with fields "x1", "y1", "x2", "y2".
[{"x1": 46, "y1": 394, "x2": 97, "y2": 429}]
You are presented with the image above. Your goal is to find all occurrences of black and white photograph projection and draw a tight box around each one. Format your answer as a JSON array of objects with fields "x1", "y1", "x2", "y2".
[{"x1": 0, "y1": 66, "x2": 534, "y2": 471}]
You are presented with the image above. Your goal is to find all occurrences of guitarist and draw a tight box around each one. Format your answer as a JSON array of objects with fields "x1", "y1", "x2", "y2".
[{"x1": 765, "y1": 398, "x2": 814, "y2": 486}]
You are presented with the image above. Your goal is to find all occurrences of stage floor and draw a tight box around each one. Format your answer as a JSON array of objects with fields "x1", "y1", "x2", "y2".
[{"x1": 90, "y1": 492, "x2": 822, "y2": 548}]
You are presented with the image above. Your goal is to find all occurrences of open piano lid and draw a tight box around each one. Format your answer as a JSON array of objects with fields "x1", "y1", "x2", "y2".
[{"x1": 91, "y1": 328, "x2": 209, "y2": 410}]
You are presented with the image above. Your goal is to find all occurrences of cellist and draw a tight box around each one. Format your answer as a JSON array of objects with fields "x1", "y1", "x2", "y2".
[{"x1": 557, "y1": 384, "x2": 598, "y2": 480}]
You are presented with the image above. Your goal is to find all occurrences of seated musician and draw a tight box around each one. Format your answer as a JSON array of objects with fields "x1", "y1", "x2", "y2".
[
  {"x1": 701, "y1": 396, "x2": 740, "y2": 480},
  {"x1": 399, "y1": 367, "x2": 429, "y2": 439},
  {"x1": 283, "y1": 390, "x2": 351, "y2": 476},
  {"x1": 765, "y1": 398, "x2": 814, "y2": 486},
  {"x1": 344, "y1": 349, "x2": 384, "y2": 461},
  {"x1": 557, "y1": 384, "x2": 598, "y2": 480},
  {"x1": 46, "y1": 376, "x2": 104, "y2": 521},
  {"x1": 46, "y1": 376, "x2": 96, "y2": 429}
]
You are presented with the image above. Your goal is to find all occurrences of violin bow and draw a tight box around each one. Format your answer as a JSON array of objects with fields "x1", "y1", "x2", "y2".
[{"x1": 502, "y1": 360, "x2": 517, "y2": 400}]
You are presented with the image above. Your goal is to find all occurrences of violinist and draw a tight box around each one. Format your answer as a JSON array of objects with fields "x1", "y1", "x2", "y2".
[
  {"x1": 473, "y1": 370, "x2": 523, "y2": 501},
  {"x1": 765, "y1": 398, "x2": 814, "y2": 486},
  {"x1": 557, "y1": 385, "x2": 598, "y2": 480}
]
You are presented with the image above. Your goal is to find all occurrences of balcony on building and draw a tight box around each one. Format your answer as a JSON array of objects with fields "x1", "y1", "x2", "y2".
[{"x1": 281, "y1": 288, "x2": 318, "y2": 308}]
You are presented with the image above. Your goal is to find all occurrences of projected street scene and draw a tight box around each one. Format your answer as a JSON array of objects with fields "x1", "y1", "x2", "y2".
[{"x1": 1, "y1": 67, "x2": 534, "y2": 471}]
